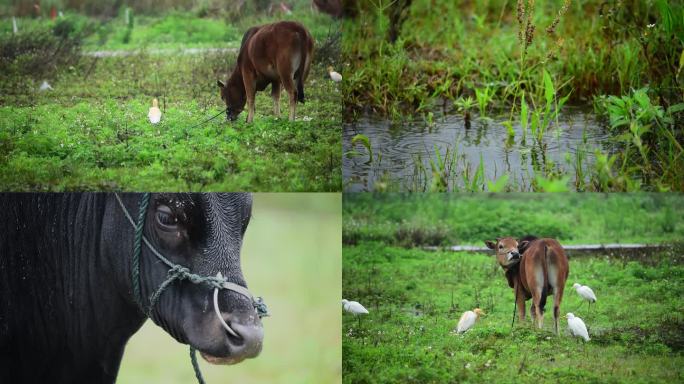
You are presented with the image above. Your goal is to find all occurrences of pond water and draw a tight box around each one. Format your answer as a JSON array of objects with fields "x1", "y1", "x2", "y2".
[{"x1": 343, "y1": 106, "x2": 614, "y2": 191}]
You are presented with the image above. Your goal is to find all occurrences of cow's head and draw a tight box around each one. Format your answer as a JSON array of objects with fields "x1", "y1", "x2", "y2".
[
  {"x1": 217, "y1": 77, "x2": 246, "y2": 122},
  {"x1": 485, "y1": 237, "x2": 521, "y2": 269},
  {"x1": 134, "y1": 193, "x2": 262, "y2": 365}
]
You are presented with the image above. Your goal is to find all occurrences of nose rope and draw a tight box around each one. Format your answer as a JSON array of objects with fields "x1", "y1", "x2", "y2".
[{"x1": 114, "y1": 193, "x2": 269, "y2": 384}]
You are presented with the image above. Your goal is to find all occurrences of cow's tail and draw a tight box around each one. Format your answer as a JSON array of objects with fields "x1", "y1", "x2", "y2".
[
  {"x1": 539, "y1": 244, "x2": 550, "y2": 313},
  {"x1": 295, "y1": 30, "x2": 312, "y2": 104}
]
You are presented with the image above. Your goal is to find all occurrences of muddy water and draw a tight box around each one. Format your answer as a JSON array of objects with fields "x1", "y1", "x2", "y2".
[{"x1": 343, "y1": 107, "x2": 613, "y2": 191}]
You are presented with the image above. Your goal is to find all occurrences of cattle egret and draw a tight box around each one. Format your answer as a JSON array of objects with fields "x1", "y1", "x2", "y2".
[
  {"x1": 148, "y1": 98, "x2": 162, "y2": 124},
  {"x1": 39, "y1": 81, "x2": 53, "y2": 91},
  {"x1": 327, "y1": 66, "x2": 342, "y2": 82},
  {"x1": 456, "y1": 308, "x2": 484, "y2": 334},
  {"x1": 572, "y1": 283, "x2": 597, "y2": 311},
  {"x1": 566, "y1": 313, "x2": 590, "y2": 341},
  {"x1": 342, "y1": 299, "x2": 368, "y2": 327}
]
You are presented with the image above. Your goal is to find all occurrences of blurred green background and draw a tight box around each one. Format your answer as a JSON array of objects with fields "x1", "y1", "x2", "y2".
[
  {"x1": 344, "y1": 193, "x2": 684, "y2": 247},
  {"x1": 117, "y1": 193, "x2": 341, "y2": 383}
]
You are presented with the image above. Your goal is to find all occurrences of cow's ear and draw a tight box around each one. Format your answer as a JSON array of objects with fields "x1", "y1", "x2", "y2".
[
  {"x1": 217, "y1": 80, "x2": 225, "y2": 88},
  {"x1": 519, "y1": 240, "x2": 529, "y2": 250},
  {"x1": 485, "y1": 240, "x2": 497, "y2": 250}
]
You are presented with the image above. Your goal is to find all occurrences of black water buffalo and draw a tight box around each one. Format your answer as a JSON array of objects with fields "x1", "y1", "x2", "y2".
[{"x1": 0, "y1": 193, "x2": 263, "y2": 383}]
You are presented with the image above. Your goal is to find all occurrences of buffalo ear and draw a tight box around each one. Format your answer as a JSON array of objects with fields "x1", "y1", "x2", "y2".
[
  {"x1": 485, "y1": 240, "x2": 497, "y2": 250},
  {"x1": 519, "y1": 240, "x2": 529, "y2": 250},
  {"x1": 217, "y1": 80, "x2": 225, "y2": 88}
]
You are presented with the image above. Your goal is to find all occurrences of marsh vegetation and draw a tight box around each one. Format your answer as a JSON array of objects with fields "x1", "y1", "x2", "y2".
[{"x1": 342, "y1": 0, "x2": 684, "y2": 192}]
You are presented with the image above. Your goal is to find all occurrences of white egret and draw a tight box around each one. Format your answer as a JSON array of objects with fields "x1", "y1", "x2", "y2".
[
  {"x1": 566, "y1": 313, "x2": 590, "y2": 341},
  {"x1": 327, "y1": 66, "x2": 342, "y2": 83},
  {"x1": 572, "y1": 283, "x2": 596, "y2": 311},
  {"x1": 342, "y1": 299, "x2": 368, "y2": 328},
  {"x1": 148, "y1": 98, "x2": 162, "y2": 124},
  {"x1": 39, "y1": 81, "x2": 53, "y2": 91},
  {"x1": 456, "y1": 308, "x2": 484, "y2": 334}
]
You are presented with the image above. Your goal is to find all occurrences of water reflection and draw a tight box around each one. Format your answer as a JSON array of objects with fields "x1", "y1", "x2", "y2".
[{"x1": 343, "y1": 107, "x2": 611, "y2": 191}]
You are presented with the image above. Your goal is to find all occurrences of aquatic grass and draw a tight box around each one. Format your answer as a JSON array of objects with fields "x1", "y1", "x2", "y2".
[
  {"x1": 474, "y1": 86, "x2": 494, "y2": 118},
  {"x1": 486, "y1": 174, "x2": 509, "y2": 192},
  {"x1": 593, "y1": 88, "x2": 684, "y2": 191},
  {"x1": 454, "y1": 96, "x2": 475, "y2": 127},
  {"x1": 346, "y1": 134, "x2": 373, "y2": 163}
]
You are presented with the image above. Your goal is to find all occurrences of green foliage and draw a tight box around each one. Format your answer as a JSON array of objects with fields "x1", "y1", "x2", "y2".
[
  {"x1": 593, "y1": 88, "x2": 684, "y2": 191},
  {"x1": 0, "y1": 47, "x2": 341, "y2": 191},
  {"x1": 343, "y1": 243, "x2": 684, "y2": 384},
  {"x1": 343, "y1": 193, "x2": 684, "y2": 246},
  {"x1": 0, "y1": 15, "x2": 92, "y2": 84},
  {"x1": 343, "y1": 0, "x2": 683, "y2": 115}
]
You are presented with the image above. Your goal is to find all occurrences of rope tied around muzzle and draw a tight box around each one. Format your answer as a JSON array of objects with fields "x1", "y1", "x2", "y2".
[{"x1": 114, "y1": 193, "x2": 268, "y2": 384}]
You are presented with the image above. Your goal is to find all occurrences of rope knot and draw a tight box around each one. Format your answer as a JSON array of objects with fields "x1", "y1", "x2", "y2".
[
  {"x1": 168, "y1": 264, "x2": 190, "y2": 278},
  {"x1": 254, "y1": 297, "x2": 269, "y2": 318}
]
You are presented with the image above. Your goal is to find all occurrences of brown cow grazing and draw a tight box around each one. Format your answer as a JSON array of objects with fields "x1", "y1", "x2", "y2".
[
  {"x1": 217, "y1": 21, "x2": 314, "y2": 123},
  {"x1": 485, "y1": 236, "x2": 569, "y2": 335}
]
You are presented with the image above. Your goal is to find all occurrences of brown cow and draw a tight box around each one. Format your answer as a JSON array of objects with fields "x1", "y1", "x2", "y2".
[
  {"x1": 485, "y1": 236, "x2": 569, "y2": 335},
  {"x1": 217, "y1": 21, "x2": 314, "y2": 123}
]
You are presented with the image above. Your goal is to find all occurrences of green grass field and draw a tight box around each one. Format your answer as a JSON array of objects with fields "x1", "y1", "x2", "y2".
[
  {"x1": 0, "y1": 9, "x2": 342, "y2": 191},
  {"x1": 118, "y1": 193, "x2": 342, "y2": 384},
  {"x1": 343, "y1": 245, "x2": 684, "y2": 384},
  {"x1": 342, "y1": 193, "x2": 684, "y2": 383},
  {"x1": 343, "y1": 193, "x2": 684, "y2": 247}
]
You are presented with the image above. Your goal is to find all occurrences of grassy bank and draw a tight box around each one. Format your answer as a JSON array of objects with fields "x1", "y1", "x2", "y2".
[
  {"x1": 0, "y1": 10, "x2": 342, "y2": 191},
  {"x1": 343, "y1": 0, "x2": 683, "y2": 115},
  {"x1": 343, "y1": 193, "x2": 684, "y2": 247},
  {"x1": 342, "y1": 244, "x2": 684, "y2": 383},
  {"x1": 342, "y1": 0, "x2": 684, "y2": 191}
]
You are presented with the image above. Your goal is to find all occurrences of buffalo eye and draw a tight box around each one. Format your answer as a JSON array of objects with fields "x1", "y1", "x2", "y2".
[
  {"x1": 498, "y1": 244, "x2": 503, "y2": 250},
  {"x1": 155, "y1": 205, "x2": 179, "y2": 230}
]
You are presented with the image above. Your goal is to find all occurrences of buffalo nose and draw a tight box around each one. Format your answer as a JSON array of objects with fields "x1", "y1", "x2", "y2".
[
  {"x1": 511, "y1": 251, "x2": 520, "y2": 259},
  {"x1": 224, "y1": 312, "x2": 263, "y2": 359}
]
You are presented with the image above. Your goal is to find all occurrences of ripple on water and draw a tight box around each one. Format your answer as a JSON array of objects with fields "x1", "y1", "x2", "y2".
[{"x1": 343, "y1": 107, "x2": 612, "y2": 191}]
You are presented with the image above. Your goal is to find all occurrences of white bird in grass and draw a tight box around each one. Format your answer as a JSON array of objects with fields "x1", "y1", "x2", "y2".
[
  {"x1": 327, "y1": 66, "x2": 342, "y2": 83},
  {"x1": 572, "y1": 283, "x2": 597, "y2": 311},
  {"x1": 148, "y1": 98, "x2": 162, "y2": 124},
  {"x1": 342, "y1": 299, "x2": 368, "y2": 327},
  {"x1": 39, "y1": 81, "x2": 53, "y2": 91},
  {"x1": 456, "y1": 308, "x2": 485, "y2": 334},
  {"x1": 566, "y1": 313, "x2": 590, "y2": 341}
]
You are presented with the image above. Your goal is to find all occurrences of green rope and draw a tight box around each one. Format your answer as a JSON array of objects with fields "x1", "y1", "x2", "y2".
[
  {"x1": 190, "y1": 347, "x2": 206, "y2": 384},
  {"x1": 131, "y1": 193, "x2": 150, "y2": 310},
  {"x1": 115, "y1": 193, "x2": 268, "y2": 384}
]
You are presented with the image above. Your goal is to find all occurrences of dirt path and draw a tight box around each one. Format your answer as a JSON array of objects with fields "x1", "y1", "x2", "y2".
[{"x1": 84, "y1": 47, "x2": 237, "y2": 58}]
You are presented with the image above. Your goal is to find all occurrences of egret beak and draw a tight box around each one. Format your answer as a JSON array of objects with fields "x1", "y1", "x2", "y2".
[{"x1": 214, "y1": 272, "x2": 239, "y2": 338}]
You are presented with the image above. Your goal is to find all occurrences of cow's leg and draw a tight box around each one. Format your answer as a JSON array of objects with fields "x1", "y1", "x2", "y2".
[
  {"x1": 530, "y1": 303, "x2": 536, "y2": 325},
  {"x1": 243, "y1": 70, "x2": 256, "y2": 123},
  {"x1": 553, "y1": 283, "x2": 565, "y2": 336},
  {"x1": 271, "y1": 82, "x2": 281, "y2": 117},
  {"x1": 515, "y1": 284, "x2": 526, "y2": 322},
  {"x1": 532, "y1": 288, "x2": 544, "y2": 329},
  {"x1": 277, "y1": 60, "x2": 297, "y2": 121}
]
